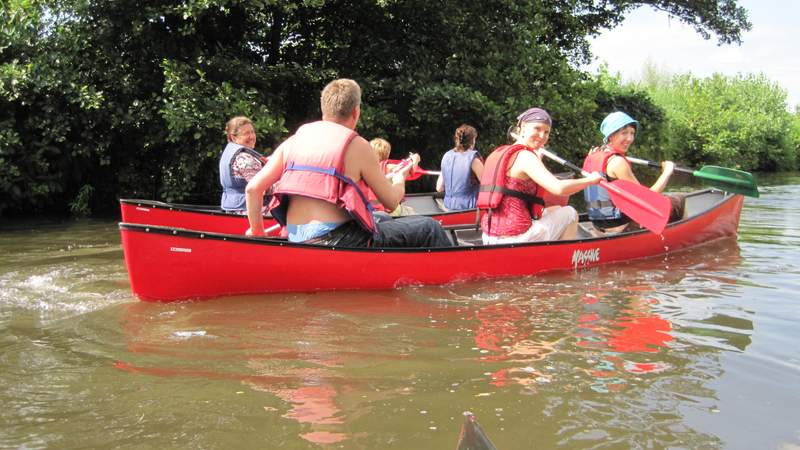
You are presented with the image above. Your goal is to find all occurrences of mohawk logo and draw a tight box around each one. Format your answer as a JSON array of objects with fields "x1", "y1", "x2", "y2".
[{"x1": 572, "y1": 248, "x2": 600, "y2": 266}]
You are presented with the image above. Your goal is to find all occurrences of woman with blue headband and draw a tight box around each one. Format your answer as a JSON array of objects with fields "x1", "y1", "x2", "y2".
[{"x1": 582, "y1": 111, "x2": 684, "y2": 233}]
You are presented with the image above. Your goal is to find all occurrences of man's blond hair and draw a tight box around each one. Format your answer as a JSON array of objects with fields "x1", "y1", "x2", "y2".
[
  {"x1": 321, "y1": 78, "x2": 361, "y2": 120},
  {"x1": 369, "y1": 138, "x2": 392, "y2": 161}
]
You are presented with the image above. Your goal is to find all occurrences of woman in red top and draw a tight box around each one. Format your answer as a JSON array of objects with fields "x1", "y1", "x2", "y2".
[{"x1": 481, "y1": 108, "x2": 602, "y2": 244}]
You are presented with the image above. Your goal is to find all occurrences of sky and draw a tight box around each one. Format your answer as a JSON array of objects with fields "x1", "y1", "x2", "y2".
[{"x1": 586, "y1": 0, "x2": 800, "y2": 110}]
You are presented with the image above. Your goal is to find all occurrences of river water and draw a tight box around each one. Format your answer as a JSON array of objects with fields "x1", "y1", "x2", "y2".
[{"x1": 1, "y1": 176, "x2": 799, "y2": 449}]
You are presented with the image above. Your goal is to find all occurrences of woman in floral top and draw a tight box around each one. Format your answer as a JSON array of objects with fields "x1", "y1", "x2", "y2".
[{"x1": 219, "y1": 116, "x2": 266, "y2": 212}]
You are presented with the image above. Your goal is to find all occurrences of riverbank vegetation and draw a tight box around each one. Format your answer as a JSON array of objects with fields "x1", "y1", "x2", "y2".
[
  {"x1": 3, "y1": 0, "x2": 796, "y2": 217},
  {"x1": 595, "y1": 65, "x2": 799, "y2": 172}
]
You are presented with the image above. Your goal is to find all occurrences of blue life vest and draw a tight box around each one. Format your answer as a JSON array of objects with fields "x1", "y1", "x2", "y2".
[
  {"x1": 219, "y1": 142, "x2": 263, "y2": 211},
  {"x1": 441, "y1": 149, "x2": 480, "y2": 210},
  {"x1": 582, "y1": 150, "x2": 628, "y2": 221}
]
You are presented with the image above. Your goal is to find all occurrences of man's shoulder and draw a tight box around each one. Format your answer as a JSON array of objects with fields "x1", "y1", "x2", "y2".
[
  {"x1": 343, "y1": 135, "x2": 380, "y2": 178},
  {"x1": 346, "y1": 135, "x2": 372, "y2": 154},
  {"x1": 350, "y1": 133, "x2": 369, "y2": 145},
  {"x1": 274, "y1": 135, "x2": 295, "y2": 153}
]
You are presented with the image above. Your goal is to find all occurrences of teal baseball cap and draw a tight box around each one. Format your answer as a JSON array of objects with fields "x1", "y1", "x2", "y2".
[{"x1": 600, "y1": 111, "x2": 638, "y2": 143}]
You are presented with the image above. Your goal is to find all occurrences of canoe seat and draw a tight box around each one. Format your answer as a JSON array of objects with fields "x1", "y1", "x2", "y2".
[{"x1": 453, "y1": 228, "x2": 483, "y2": 247}]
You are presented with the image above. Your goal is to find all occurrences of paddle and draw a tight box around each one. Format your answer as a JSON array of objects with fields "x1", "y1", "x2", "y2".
[
  {"x1": 626, "y1": 156, "x2": 760, "y2": 198},
  {"x1": 539, "y1": 148, "x2": 672, "y2": 234},
  {"x1": 406, "y1": 166, "x2": 440, "y2": 180},
  {"x1": 265, "y1": 223, "x2": 281, "y2": 235},
  {"x1": 386, "y1": 159, "x2": 441, "y2": 180}
]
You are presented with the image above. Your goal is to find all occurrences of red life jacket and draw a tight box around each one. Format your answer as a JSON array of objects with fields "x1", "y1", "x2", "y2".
[
  {"x1": 365, "y1": 160, "x2": 391, "y2": 212},
  {"x1": 477, "y1": 144, "x2": 545, "y2": 236},
  {"x1": 582, "y1": 148, "x2": 630, "y2": 220},
  {"x1": 582, "y1": 148, "x2": 629, "y2": 178},
  {"x1": 268, "y1": 121, "x2": 377, "y2": 234}
]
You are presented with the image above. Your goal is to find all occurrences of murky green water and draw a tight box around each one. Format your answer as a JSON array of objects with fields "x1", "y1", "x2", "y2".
[{"x1": 2, "y1": 176, "x2": 799, "y2": 449}]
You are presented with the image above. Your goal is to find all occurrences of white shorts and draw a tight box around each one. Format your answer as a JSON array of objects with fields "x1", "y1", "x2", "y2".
[{"x1": 482, "y1": 206, "x2": 578, "y2": 244}]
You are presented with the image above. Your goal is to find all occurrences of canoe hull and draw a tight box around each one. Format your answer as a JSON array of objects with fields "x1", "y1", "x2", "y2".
[{"x1": 120, "y1": 190, "x2": 743, "y2": 302}]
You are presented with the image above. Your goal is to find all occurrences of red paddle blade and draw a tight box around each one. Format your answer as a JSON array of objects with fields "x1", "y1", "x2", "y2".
[
  {"x1": 384, "y1": 158, "x2": 420, "y2": 180},
  {"x1": 405, "y1": 166, "x2": 426, "y2": 181},
  {"x1": 602, "y1": 179, "x2": 671, "y2": 234},
  {"x1": 385, "y1": 159, "x2": 435, "y2": 181}
]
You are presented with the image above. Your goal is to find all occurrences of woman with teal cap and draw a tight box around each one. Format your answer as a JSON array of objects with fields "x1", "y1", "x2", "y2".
[{"x1": 582, "y1": 111, "x2": 683, "y2": 233}]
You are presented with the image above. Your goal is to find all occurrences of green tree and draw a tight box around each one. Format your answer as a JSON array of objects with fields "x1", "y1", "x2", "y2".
[
  {"x1": 1, "y1": 0, "x2": 753, "y2": 216},
  {"x1": 646, "y1": 72, "x2": 797, "y2": 171}
]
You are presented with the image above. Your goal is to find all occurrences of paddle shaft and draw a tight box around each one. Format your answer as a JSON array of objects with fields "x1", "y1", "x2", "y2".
[
  {"x1": 625, "y1": 156, "x2": 695, "y2": 175},
  {"x1": 386, "y1": 158, "x2": 440, "y2": 177},
  {"x1": 625, "y1": 155, "x2": 759, "y2": 193},
  {"x1": 538, "y1": 148, "x2": 590, "y2": 178},
  {"x1": 539, "y1": 148, "x2": 641, "y2": 205}
]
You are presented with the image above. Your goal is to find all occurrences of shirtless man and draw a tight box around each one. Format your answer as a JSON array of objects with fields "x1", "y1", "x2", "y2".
[{"x1": 245, "y1": 78, "x2": 452, "y2": 248}]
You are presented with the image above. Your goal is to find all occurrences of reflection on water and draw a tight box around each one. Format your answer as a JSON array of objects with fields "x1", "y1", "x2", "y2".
[
  {"x1": 101, "y1": 239, "x2": 757, "y2": 448},
  {"x1": 465, "y1": 239, "x2": 751, "y2": 403},
  {"x1": 2, "y1": 181, "x2": 800, "y2": 448},
  {"x1": 115, "y1": 292, "x2": 471, "y2": 445}
]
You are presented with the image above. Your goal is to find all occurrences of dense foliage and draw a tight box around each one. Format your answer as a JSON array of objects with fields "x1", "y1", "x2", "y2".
[
  {"x1": 1, "y1": 0, "x2": 755, "y2": 216},
  {"x1": 643, "y1": 72, "x2": 799, "y2": 171},
  {"x1": 594, "y1": 66, "x2": 800, "y2": 173}
]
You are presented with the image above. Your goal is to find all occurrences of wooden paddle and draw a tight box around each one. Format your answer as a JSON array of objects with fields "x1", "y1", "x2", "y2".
[
  {"x1": 626, "y1": 156, "x2": 760, "y2": 198},
  {"x1": 539, "y1": 148, "x2": 672, "y2": 234}
]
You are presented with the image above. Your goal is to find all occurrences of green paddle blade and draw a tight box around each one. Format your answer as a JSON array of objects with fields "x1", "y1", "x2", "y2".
[{"x1": 694, "y1": 166, "x2": 760, "y2": 198}]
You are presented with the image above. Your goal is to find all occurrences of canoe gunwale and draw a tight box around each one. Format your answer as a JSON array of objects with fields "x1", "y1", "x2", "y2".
[
  {"x1": 119, "y1": 188, "x2": 737, "y2": 254},
  {"x1": 119, "y1": 193, "x2": 474, "y2": 221},
  {"x1": 119, "y1": 198, "x2": 262, "y2": 218}
]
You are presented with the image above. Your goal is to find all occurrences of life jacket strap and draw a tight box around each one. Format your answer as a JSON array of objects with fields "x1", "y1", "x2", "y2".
[
  {"x1": 478, "y1": 185, "x2": 545, "y2": 206},
  {"x1": 283, "y1": 162, "x2": 376, "y2": 213}
]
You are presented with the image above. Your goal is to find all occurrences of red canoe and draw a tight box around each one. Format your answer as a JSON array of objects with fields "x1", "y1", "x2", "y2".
[
  {"x1": 119, "y1": 189, "x2": 744, "y2": 302},
  {"x1": 120, "y1": 193, "x2": 481, "y2": 235}
]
